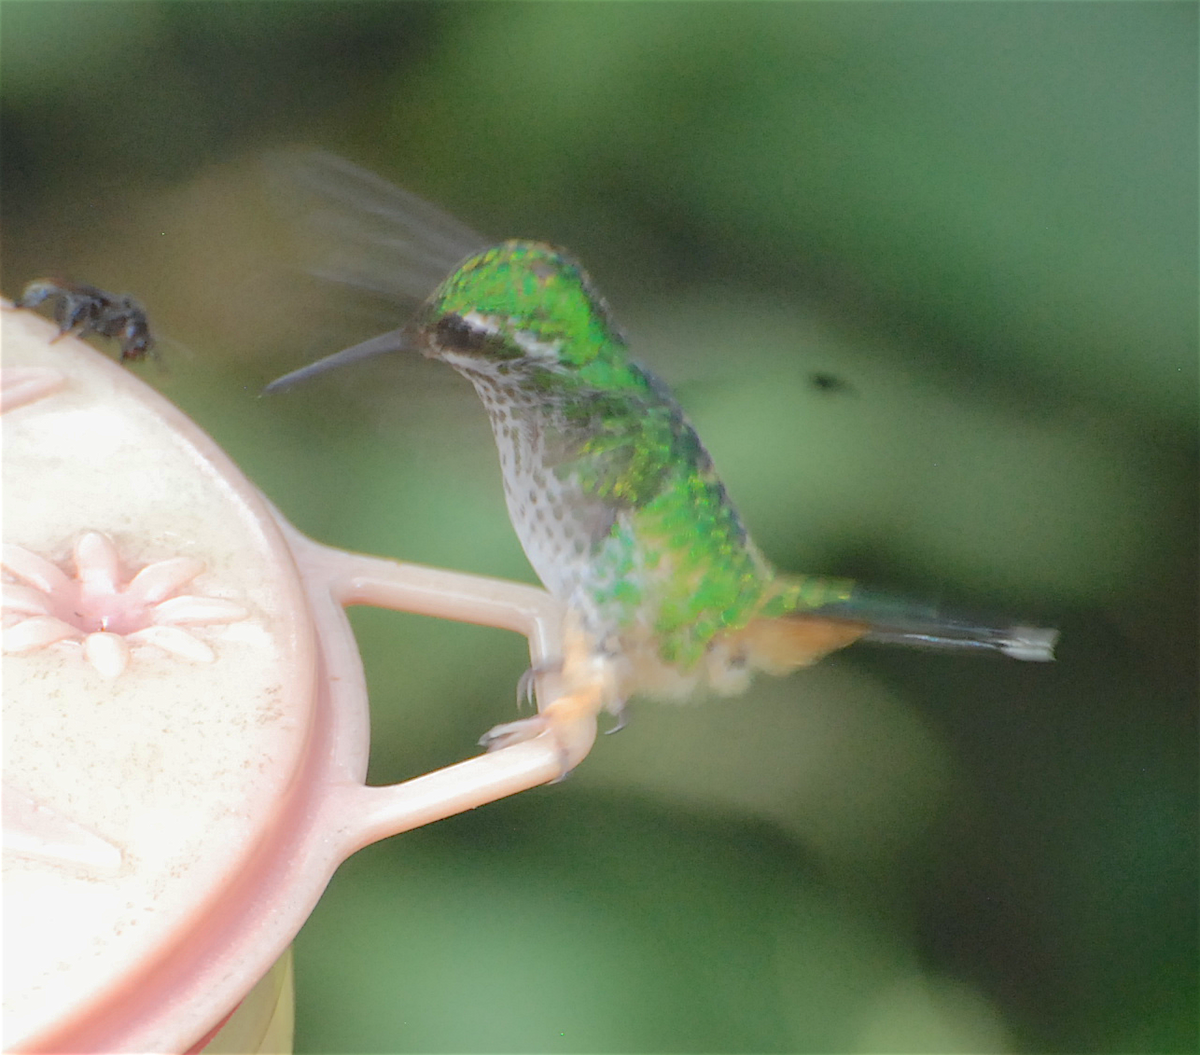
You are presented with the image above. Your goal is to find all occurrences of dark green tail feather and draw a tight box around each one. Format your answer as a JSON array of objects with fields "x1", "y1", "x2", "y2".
[{"x1": 781, "y1": 579, "x2": 1058, "y2": 661}]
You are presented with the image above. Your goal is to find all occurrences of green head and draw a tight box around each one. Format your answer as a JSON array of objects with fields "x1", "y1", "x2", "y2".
[
  {"x1": 263, "y1": 239, "x2": 652, "y2": 398},
  {"x1": 419, "y1": 241, "x2": 652, "y2": 394}
]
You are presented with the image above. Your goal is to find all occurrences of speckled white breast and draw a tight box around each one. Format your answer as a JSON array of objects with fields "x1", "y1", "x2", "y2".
[{"x1": 463, "y1": 371, "x2": 601, "y2": 606}]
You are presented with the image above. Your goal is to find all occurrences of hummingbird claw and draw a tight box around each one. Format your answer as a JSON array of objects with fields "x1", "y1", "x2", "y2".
[
  {"x1": 516, "y1": 670, "x2": 536, "y2": 710},
  {"x1": 481, "y1": 663, "x2": 611, "y2": 782},
  {"x1": 515, "y1": 660, "x2": 563, "y2": 711},
  {"x1": 479, "y1": 713, "x2": 575, "y2": 781},
  {"x1": 604, "y1": 708, "x2": 628, "y2": 735},
  {"x1": 479, "y1": 713, "x2": 544, "y2": 749}
]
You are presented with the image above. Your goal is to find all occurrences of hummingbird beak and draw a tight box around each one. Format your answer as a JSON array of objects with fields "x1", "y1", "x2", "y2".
[{"x1": 262, "y1": 327, "x2": 413, "y2": 393}]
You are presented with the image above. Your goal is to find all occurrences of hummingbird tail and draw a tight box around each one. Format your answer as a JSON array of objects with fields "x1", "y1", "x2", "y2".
[
  {"x1": 856, "y1": 620, "x2": 1059, "y2": 661},
  {"x1": 749, "y1": 576, "x2": 1058, "y2": 670}
]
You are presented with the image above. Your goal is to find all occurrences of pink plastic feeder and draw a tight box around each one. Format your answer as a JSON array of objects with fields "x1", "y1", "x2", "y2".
[{"x1": 2, "y1": 304, "x2": 597, "y2": 1053}]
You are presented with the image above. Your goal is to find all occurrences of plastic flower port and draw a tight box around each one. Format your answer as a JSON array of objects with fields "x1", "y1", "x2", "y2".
[
  {"x1": 0, "y1": 365, "x2": 68, "y2": 413},
  {"x1": 2, "y1": 532, "x2": 248, "y2": 678}
]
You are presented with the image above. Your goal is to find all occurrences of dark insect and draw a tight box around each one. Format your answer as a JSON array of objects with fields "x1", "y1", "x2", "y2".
[
  {"x1": 16, "y1": 280, "x2": 156, "y2": 362},
  {"x1": 808, "y1": 371, "x2": 854, "y2": 395}
]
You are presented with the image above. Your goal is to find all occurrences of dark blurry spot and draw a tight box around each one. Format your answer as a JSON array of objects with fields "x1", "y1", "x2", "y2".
[{"x1": 808, "y1": 371, "x2": 854, "y2": 395}]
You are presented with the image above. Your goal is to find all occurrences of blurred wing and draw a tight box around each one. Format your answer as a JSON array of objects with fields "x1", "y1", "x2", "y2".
[
  {"x1": 263, "y1": 148, "x2": 490, "y2": 305},
  {"x1": 541, "y1": 366, "x2": 706, "y2": 512}
]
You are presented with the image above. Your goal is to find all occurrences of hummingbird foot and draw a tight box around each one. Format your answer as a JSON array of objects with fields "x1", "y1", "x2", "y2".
[
  {"x1": 479, "y1": 683, "x2": 606, "y2": 780},
  {"x1": 481, "y1": 618, "x2": 622, "y2": 779}
]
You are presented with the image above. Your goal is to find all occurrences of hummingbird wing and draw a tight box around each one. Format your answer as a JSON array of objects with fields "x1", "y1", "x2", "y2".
[
  {"x1": 263, "y1": 148, "x2": 489, "y2": 305},
  {"x1": 544, "y1": 362, "x2": 720, "y2": 511},
  {"x1": 262, "y1": 150, "x2": 492, "y2": 392},
  {"x1": 550, "y1": 394, "x2": 675, "y2": 508}
]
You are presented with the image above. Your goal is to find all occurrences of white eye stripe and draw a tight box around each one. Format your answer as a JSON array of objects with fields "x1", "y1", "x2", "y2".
[
  {"x1": 512, "y1": 329, "x2": 562, "y2": 360},
  {"x1": 458, "y1": 311, "x2": 562, "y2": 361},
  {"x1": 459, "y1": 310, "x2": 502, "y2": 336}
]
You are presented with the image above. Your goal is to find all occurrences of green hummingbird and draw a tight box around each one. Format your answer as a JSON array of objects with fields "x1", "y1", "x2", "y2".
[{"x1": 267, "y1": 151, "x2": 1057, "y2": 756}]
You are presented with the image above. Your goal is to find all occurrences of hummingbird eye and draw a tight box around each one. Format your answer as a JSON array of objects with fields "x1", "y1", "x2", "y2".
[{"x1": 433, "y1": 312, "x2": 494, "y2": 354}]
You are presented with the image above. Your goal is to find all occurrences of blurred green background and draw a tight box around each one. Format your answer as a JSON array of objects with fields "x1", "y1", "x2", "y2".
[{"x1": 2, "y1": 3, "x2": 1196, "y2": 1052}]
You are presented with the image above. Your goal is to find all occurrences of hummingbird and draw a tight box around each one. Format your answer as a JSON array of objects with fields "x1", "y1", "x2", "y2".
[{"x1": 266, "y1": 151, "x2": 1057, "y2": 760}]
